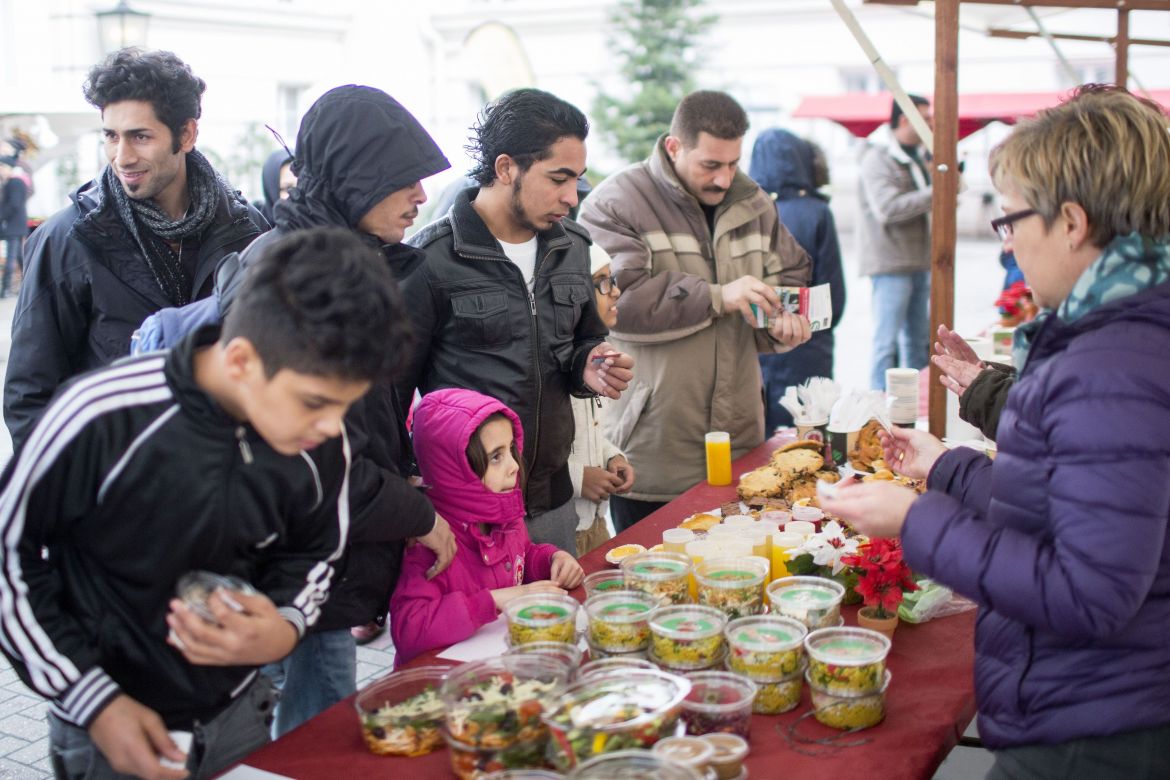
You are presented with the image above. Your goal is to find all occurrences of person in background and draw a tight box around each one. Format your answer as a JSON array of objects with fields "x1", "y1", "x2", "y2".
[
  {"x1": 390, "y1": 388, "x2": 584, "y2": 665},
  {"x1": 578, "y1": 90, "x2": 811, "y2": 530},
  {"x1": 402, "y1": 88, "x2": 633, "y2": 553},
  {"x1": 3, "y1": 48, "x2": 265, "y2": 448},
  {"x1": 0, "y1": 153, "x2": 29, "y2": 297},
  {"x1": 568, "y1": 244, "x2": 636, "y2": 556},
  {"x1": 858, "y1": 94, "x2": 933, "y2": 391},
  {"x1": 253, "y1": 148, "x2": 296, "y2": 227},
  {"x1": 748, "y1": 128, "x2": 846, "y2": 433},
  {"x1": 823, "y1": 85, "x2": 1170, "y2": 780}
]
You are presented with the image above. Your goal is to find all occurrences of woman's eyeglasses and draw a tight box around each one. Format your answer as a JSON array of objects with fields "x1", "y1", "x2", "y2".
[
  {"x1": 592, "y1": 275, "x2": 618, "y2": 295},
  {"x1": 990, "y1": 208, "x2": 1037, "y2": 241}
]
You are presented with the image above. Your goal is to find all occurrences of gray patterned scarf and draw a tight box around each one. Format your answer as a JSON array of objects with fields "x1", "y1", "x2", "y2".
[{"x1": 104, "y1": 149, "x2": 229, "y2": 306}]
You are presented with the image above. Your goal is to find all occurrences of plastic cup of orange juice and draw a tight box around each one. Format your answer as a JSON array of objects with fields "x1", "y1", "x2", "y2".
[
  {"x1": 770, "y1": 532, "x2": 805, "y2": 583},
  {"x1": 705, "y1": 432, "x2": 732, "y2": 486}
]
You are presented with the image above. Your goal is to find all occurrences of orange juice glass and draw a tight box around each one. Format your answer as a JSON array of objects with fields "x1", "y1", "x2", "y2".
[
  {"x1": 705, "y1": 432, "x2": 732, "y2": 486},
  {"x1": 770, "y1": 531, "x2": 805, "y2": 583}
]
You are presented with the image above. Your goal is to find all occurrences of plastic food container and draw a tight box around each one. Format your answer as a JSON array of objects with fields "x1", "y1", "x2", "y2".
[
  {"x1": 648, "y1": 606, "x2": 727, "y2": 670},
  {"x1": 568, "y1": 749, "x2": 705, "y2": 779},
  {"x1": 700, "y1": 733, "x2": 749, "y2": 780},
  {"x1": 583, "y1": 570, "x2": 629, "y2": 598},
  {"x1": 652, "y1": 736, "x2": 715, "y2": 774},
  {"x1": 584, "y1": 636, "x2": 649, "y2": 662},
  {"x1": 443, "y1": 730, "x2": 550, "y2": 780},
  {"x1": 681, "y1": 671, "x2": 756, "y2": 738},
  {"x1": 745, "y1": 659, "x2": 806, "y2": 714},
  {"x1": 791, "y1": 505, "x2": 824, "y2": 523},
  {"x1": 441, "y1": 655, "x2": 571, "y2": 777},
  {"x1": 505, "y1": 641, "x2": 584, "y2": 673},
  {"x1": 176, "y1": 571, "x2": 256, "y2": 623},
  {"x1": 542, "y1": 670, "x2": 691, "y2": 771},
  {"x1": 577, "y1": 657, "x2": 657, "y2": 681},
  {"x1": 354, "y1": 665, "x2": 453, "y2": 756},
  {"x1": 766, "y1": 576, "x2": 845, "y2": 629},
  {"x1": 481, "y1": 771, "x2": 564, "y2": 780},
  {"x1": 724, "y1": 615, "x2": 807, "y2": 679},
  {"x1": 621, "y1": 551, "x2": 693, "y2": 606},
  {"x1": 805, "y1": 626, "x2": 891, "y2": 696},
  {"x1": 807, "y1": 669, "x2": 891, "y2": 730},
  {"x1": 504, "y1": 593, "x2": 581, "y2": 646},
  {"x1": 694, "y1": 557, "x2": 768, "y2": 619},
  {"x1": 584, "y1": 591, "x2": 658, "y2": 653}
]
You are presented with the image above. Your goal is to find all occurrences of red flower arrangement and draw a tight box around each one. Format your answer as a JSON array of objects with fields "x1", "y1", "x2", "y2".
[
  {"x1": 841, "y1": 538, "x2": 918, "y2": 619},
  {"x1": 995, "y1": 281, "x2": 1038, "y2": 325}
]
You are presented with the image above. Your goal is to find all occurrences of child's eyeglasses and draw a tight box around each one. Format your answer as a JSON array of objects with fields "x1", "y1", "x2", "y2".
[
  {"x1": 990, "y1": 208, "x2": 1037, "y2": 241},
  {"x1": 592, "y1": 275, "x2": 618, "y2": 294}
]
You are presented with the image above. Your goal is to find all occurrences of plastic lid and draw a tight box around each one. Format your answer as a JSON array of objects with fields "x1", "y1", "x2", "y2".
[
  {"x1": 683, "y1": 671, "x2": 758, "y2": 713},
  {"x1": 578, "y1": 657, "x2": 657, "y2": 680},
  {"x1": 653, "y1": 736, "x2": 716, "y2": 768},
  {"x1": 621, "y1": 551, "x2": 692, "y2": 580},
  {"x1": 805, "y1": 626, "x2": 891, "y2": 666},
  {"x1": 572, "y1": 750, "x2": 705, "y2": 779},
  {"x1": 792, "y1": 505, "x2": 825, "y2": 522},
  {"x1": 663, "y1": 528, "x2": 696, "y2": 544},
  {"x1": 722, "y1": 514, "x2": 756, "y2": 527},
  {"x1": 695, "y1": 557, "x2": 767, "y2": 588},
  {"x1": 544, "y1": 670, "x2": 691, "y2": 732},
  {"x1": 584, "y1": 591, "x2": 659, "y2": 623},
  {"x1": 701, "y1": 732, "x2": 750, "y2": 763},
  {"x1": 767, "y1": 576, "x2": 846, "y2": 605},
  {"x1": 649, "y1": 605, "x2": 728, "y2": 640},
  {"x1": 724, "y1": 615, "x2": 808, "y2": 651},
  {"x1": 503, "y1": 593, "x2": 579, "y2": 626},
  {"x1": 353, "y1": 664, "x2": 453, "y2": 717}
]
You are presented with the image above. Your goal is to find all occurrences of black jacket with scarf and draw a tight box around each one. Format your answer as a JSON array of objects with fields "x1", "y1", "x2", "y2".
[{"x1": 3, "y1": 173, "x2": 264, "y2": 450}]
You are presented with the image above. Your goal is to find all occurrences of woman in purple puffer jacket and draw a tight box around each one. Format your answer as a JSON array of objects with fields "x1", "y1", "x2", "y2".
[
  {"x1": 390, "y1": 388, "x2": 584, "y2": 666},
  {"x1": 823, "y1": 85, "x2": 1170, "y2": 779}
]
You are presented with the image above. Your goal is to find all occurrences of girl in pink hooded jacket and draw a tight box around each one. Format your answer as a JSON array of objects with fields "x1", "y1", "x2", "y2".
[{"x1": 390, "y1": 388, "x2": 584, "y2": 665}]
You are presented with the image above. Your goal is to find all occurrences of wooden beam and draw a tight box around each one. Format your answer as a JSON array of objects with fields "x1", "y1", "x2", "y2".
[
  {"x1": 930, "y1": 0, "x2": 959, "y2": 439},
  {"x1": 865, "y1": 0, "x2": 1170, "y2": 10},
  {"x1": 987, "y1": 28, "x2": 1170, "y2": 48},
  {"x1": 1116, "y1": 9, "x2": 1130, "y2": 87}
]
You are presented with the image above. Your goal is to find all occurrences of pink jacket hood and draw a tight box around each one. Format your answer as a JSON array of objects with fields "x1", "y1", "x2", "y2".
[{"x1": 412, "y1": 388, "x2": 525, "y2": 527}]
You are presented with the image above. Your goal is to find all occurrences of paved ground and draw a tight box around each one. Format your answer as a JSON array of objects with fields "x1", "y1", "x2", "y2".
[{"x1": 0, "y1": 237, "x2": 1002, "y2": 778}]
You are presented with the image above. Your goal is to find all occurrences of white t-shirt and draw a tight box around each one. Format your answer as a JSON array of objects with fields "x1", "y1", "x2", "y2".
[{"x1": 499, "y1": 236, "x2": 538, "y2": 289}]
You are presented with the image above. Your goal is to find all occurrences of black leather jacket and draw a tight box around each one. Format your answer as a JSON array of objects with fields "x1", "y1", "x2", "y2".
[{"x1": 403, "y1": 189, "x2": 607, "y2": 516}]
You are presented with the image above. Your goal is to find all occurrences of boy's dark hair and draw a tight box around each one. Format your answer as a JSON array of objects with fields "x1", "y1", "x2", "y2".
[
  {"x1": 82, "y1": 48, "x2": 206, "y2": 153},
  {"x1": 670, "y1": 91, "x2": 749, "y2": 147},
  {"x1": 221, "y1": 227, "x2": 410, "y2": 382},
  {"x1": 890, "y1": 94, "x2": 931, "y2": 129},
  {"x1": 466, "y1": 412, "x2": 525, "y2": 486},
  {"x1": 466, "y1": 88, "x2": 588, "y2": 186}
]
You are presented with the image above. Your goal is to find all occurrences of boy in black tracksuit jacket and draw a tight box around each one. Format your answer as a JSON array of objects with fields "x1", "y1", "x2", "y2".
[{"x1": 0, "y1": 228, "x2": 408, "y2": 779}]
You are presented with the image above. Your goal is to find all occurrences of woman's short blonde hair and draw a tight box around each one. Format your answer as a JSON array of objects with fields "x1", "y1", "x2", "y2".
[{"x1": 990, "y1": 85, "x2": 1170, "y2": 246}]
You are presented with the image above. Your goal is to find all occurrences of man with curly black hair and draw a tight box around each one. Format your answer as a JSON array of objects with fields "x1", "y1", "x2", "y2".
[
  {"x1": 402, "y1": 88, "x2": 634, "y2": 553},
  {"x1": 3, "y1": 48, "x2": 265, "y2": 450}
]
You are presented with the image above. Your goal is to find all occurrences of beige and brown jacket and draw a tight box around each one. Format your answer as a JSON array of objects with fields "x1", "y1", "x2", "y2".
[{"x1": 578, "y1": 138, "x2": 810, "y2": 501}]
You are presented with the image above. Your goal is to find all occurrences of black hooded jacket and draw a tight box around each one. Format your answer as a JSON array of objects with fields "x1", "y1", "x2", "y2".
[
  {"x1": 225, "y1": 85, "x2": 451, "y2": 631},
  {"x1": 3, "y1": 170, "x2": 264, "y2": 450}
]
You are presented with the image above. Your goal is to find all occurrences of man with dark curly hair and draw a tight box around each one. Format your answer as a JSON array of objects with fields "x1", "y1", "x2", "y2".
[
  {"x1": 3, "y1": 48, "x2": 265, "y2": 450},
  {"x1": 401, "y1": 88, "x2": 634, "y2": 553}
]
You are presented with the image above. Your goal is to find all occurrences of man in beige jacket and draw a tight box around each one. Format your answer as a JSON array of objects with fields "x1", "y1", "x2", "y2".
[{"x1": 579, "y1": 90, "x2": 812, "y2": 529}]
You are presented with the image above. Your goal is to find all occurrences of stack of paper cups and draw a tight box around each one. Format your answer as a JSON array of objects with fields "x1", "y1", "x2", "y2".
[{"x1": 885, "y1": 367, "x2": 919, "y2": 425}]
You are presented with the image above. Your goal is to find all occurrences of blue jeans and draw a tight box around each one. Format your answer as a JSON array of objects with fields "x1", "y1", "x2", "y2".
[
  {"x1": 870, "y1": 271, "x2": 930, "y2": 390},
  {"x1": 263, "y1": 628, "x2": 356, "y2": 738}
]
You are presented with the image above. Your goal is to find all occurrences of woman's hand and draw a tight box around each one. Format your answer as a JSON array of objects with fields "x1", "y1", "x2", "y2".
[
  {"x1": 879, "y1": 425, "x2": 947, "y2": 480},
  {"x1": 818, "y1": 481, "x2": 919, "y2": 538},
  {"x1": 932, "y1": 324, "x2": 985, "y2": 396}
]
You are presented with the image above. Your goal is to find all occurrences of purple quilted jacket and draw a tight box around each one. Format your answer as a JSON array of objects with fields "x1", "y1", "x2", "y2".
[{"x1": 902, "y1": 281, "x2": 1170, "y2": 748}]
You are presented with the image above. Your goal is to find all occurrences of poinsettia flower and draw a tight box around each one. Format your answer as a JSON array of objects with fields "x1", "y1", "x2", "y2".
[{"x1": 795, "y1": 520, "x2": 860, "y2": 575}]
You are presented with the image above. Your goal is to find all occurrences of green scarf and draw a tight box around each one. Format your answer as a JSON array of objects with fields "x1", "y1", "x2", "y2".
[{"x1": 1012, "y1": 231, "x2": 1170, "y2": 370}]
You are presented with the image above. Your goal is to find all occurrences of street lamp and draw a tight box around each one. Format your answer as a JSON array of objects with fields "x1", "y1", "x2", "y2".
[{"x1": 96, "y1": 0, "x2": 151, "y2": 54}]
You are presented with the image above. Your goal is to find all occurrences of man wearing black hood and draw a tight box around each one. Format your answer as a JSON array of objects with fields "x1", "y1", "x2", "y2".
[
  {"x1": 252, "y1": 148, "x2": 296, "y2": 227},
  {"x1": 209, "y1": 85, "x2": 457, "y2": 735}
]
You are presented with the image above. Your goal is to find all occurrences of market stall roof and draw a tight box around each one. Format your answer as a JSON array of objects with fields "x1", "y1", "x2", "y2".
[{"x1": 793, "y1": 89, "x2": 1170, "y2": 139}]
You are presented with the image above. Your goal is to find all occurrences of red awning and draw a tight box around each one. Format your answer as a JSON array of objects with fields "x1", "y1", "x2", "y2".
[{"x1": 792, "y1": 89, "x2": 1170, "y2": 139}]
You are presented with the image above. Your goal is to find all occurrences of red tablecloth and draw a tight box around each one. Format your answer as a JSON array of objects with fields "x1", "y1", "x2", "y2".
[{"x1": 235, "y1": 435, "x2": 976, "y2": 779}]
